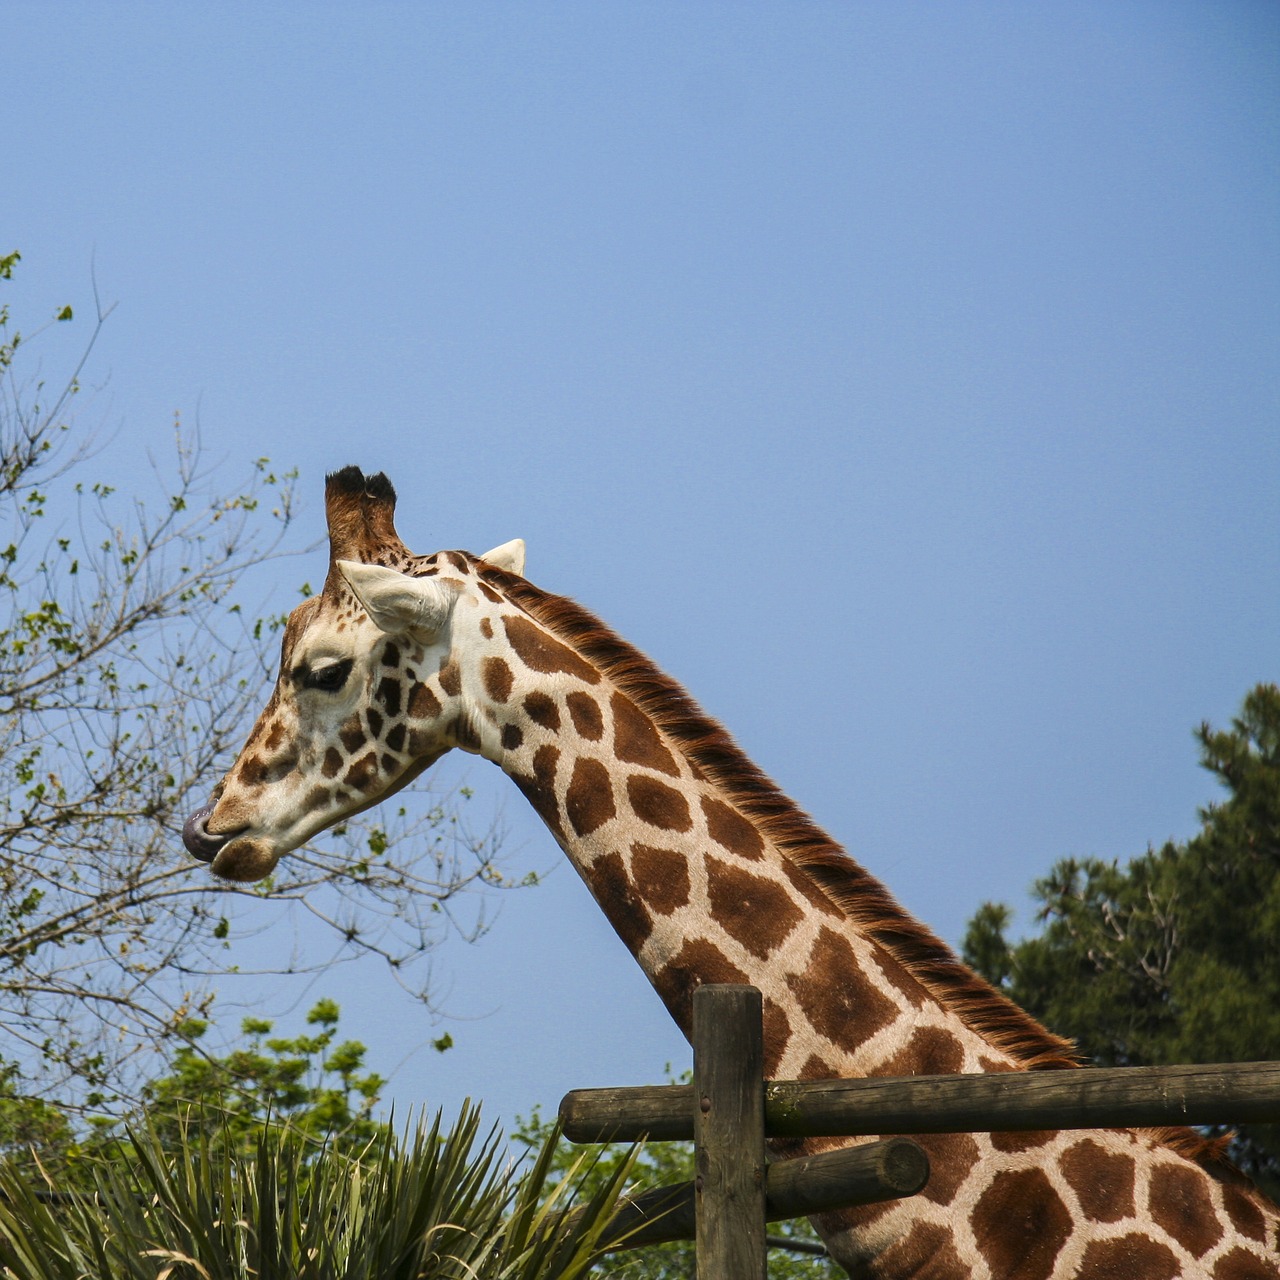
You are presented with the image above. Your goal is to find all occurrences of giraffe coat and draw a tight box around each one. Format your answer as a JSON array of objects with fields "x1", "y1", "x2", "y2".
[{"x1": 183, "y1": 468, "x2": 1280, "y2": 1279}]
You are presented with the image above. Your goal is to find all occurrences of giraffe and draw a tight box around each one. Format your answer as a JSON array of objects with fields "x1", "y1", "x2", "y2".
[{"x1": 183, "y1": 467, "x2": 1279, "y2": 1279}]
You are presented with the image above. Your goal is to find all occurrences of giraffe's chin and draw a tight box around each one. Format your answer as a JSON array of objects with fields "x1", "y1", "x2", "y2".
[{"x1": 210, "y1": 836, "x2": 280, "y2": 883}]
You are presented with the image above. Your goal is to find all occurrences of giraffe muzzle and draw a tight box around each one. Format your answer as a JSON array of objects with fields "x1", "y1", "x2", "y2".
[{"x1": 182, "y1": 803, "x2": 231, "y2": 863}]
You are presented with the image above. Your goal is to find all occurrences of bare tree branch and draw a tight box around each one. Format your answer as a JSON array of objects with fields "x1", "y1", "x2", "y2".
[{"x1": 0, "y1": 261, "x2": 523, "y2": 1117}]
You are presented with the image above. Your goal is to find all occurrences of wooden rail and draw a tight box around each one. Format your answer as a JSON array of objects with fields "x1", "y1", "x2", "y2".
[
  {"x1": 561, "y1": 1058, "x2": 1280, "y2": 1143},
  {"x1": 560, "y1": 986, "x2": 1280, "y2": 1277},
  {"x1": 591, "y1": 1136, "x2": 929, "y2": 1251}
]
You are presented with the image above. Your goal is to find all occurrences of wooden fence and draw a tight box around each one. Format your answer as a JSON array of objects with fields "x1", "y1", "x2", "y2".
[{"x1": 559, "y1": 984, "x2": 1280, "y2": 1279}]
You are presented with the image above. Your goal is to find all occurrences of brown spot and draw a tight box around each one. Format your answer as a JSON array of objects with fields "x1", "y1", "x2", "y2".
[
  {"x1": 523, "y1": 691, "x2": 561, "y2": 730},
  {"x1": 438, "y1": 661, "x2": 461, "y2": 696},
  {"x1": 501, "y1": 724, "x2": 524, "y2": 751},
  {"x1": 263, "y1": 721, "x2": 285, "y2": 751},
  {"x1": 586, "y1": 852, "x2": 652, "y2": 955},
  {"x1": 236, "y1": 754, "x2": 269, "y2": 787},
  {"x1": 510, "y1": 745, "x2": 563, "y2": 839},
  {"x1": 376, "y1": 676, "x2": 402, "y2": 718},
  {"x1": 503, "y1": 616, "x2": 600, "y2": 684},
  {"x1": 302, "y1": 785, "x2": 332, "y2": 814},
  {"x1": 918, "y1": 1131, "x2": 982, "y2": 1207},
  {"x1": 1077, "y1": 1234, "x2": 1180, "y2": 1280},
  {"x1": 798, "y1": 1054, "x2": 839, "y2": 1079},
  {"x1": 479, "y1": 582, "x2": 501, "y2": 603},
  {"x1": 990, "y1": 1128, "x2": 1057, "y2": 1153},
  {"x1": 779, "y1": 858, "x2": 844, "y2": 917},
  {"x1": 381, "y1": 754, "x2": 397, "y2": 773},
  {"x1": 611, "y1": 691, "x2": 679, "y2": 775},
  {"x1": 1149, "y1": 1160, "x2": 1223, "y2": 1258},
  {"x1": 382, "y1": 642, "x2": 401, "y2": 667},
  {"x1": 565, "y1": 757, "x2": 616, "y2": 837},
  {"x1": 705, "y1": 855, "x2": 804, "y2": 959},
  {"x1": 652, "y1": 939, "x2": 749, "y2": 1034},
  {"x1": 1058, "y1": 1140, "x2": 1136, "y2": 1223},
  {"x1": 970, "y1": 1168, "x2": 1072, "y2": 1280},
  {"x1": 339, "y1": 716, "x2": 366, "y2": 755},
  {"x1": 367, "y1": 707, "x2": 384, "y2": 739},
  {"x1": 385, "y1": 724, "x2": 406, "y2": 753},
  {"x1": 344, "y1": 750, "x2": 379, "y2": 792},
  {"x1": 322, "y1": 748, "x2": 343, "y2": 779},
  {"x1": 482, "y1": 657, "x2": 513, "y2": 703},
  {"x1": 701, "y1": 795, "x2": 765, "y2": 859},
  {"x1": 871, "y1": 949, "x2": 930, "y2": 1009},
  {"x1": 533, "y1": 745, "x2": 559, "y2": 790},
  {"x1": 566, "y1": 691, "x2": 604, "y2": 741},
  {"x1": 1221, "y1": 1182, "x2": 1269, "y2": 1243},
  {"x1": 877, "y1": 1025, "x2": 965, "y2": 1077},
  {"x1": 786, "y1": 925, "x2": 899, "y2": 1047},
  {"x1": 821, "y1": 1194, "x2": 896, "y2": 1235},
  {"x1": 450, "y1": 714, "x2": 480, "y2": 751},
  {"x1": 480, "y1": 617, "x2": 493, "y2": 638},
  {"x1": 1214, "y1": 1246, "x2": 1280, "y2": 1280},
  {"x1": 408, "y1": 682, "x2": 441, "y2": 720},
  {"x1": 627, "y1": 775, "x2": 692, "y2": 831},
  {"x1": 877, "y1": 1221, "x2": 964, "y2": 1280},
  {"x1": 629, "y1": 843, "x2": 690, "y2": 915},
  {"x1": 762, "y1": 1004, "x2": 791, "y2": 1077},
  {"x1": 442, "y1": 551, "x2": 468, "y2": 571}
]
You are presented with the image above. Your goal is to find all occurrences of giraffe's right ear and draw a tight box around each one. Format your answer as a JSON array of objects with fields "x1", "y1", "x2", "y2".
[
  {"x1": 480, "y1": 538, "x2": 526, "y2": 576},
  {"x1": 337, "y1": 560, "x2": 457, "y2": 636}
]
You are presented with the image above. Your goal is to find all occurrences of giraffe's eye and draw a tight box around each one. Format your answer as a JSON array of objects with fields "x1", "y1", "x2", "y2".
[{"x1": 300, "y1": 659, "x2": 354, "y2": 693}]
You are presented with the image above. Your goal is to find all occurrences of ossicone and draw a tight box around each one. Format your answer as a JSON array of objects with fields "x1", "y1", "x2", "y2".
[{"x1": 324, "y1": 465, "x2": 407, "y2": 562}]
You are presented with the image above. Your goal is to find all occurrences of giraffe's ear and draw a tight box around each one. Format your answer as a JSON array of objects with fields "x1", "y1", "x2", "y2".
[
  {"x1": 337, "y1": 560, "x2": 457, "y2": 636},
  {"x1": 479, "y1": 538, "x2": 526, "y2": 576}
]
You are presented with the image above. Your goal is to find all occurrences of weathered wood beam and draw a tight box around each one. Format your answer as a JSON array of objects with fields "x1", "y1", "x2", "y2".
[
  {"x1": 693, "y1": 984, "x2": 766, "y2": 1279},
  {"x1": 560, "y1": 1060, "x2": 1280, "y2": 1144},
  {"x1": 588, "y1": 1136, "x2": 930, "y2": 1252}
]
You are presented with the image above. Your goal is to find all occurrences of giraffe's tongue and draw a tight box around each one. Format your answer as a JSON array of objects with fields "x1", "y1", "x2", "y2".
[{"x1": 182, "y1": 804, "x2": 228, "y2": 862}]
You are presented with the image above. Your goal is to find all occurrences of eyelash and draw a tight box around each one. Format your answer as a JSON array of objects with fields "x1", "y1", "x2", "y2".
[{"x1": 301, "y1": 659, "x2": 354, "y2": 693}]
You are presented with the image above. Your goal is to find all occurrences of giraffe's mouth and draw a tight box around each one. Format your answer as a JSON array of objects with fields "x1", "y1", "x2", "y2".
[
  {"x1": 182, "y1": 804, "x2": 232, "y2": 862},
  {"x1": 210, "y1": 835, "x2": 280, "y2": 883},
  {"x1": 182, "y1": 804, "x2": 257, "y2": 868}
]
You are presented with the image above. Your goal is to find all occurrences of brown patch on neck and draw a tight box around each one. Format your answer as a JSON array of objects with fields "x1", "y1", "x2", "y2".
[
  {"x1": 475, "y1": 563, "x2": 1251, "y2": 1178},
  {"x1": 478, "y1": 565, "x2": 1076, "y2": 1055}
]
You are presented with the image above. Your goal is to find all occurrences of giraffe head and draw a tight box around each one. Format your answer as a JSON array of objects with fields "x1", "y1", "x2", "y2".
[{"x1": 182, "y1": 466, "x2": 524, "y2": 882}]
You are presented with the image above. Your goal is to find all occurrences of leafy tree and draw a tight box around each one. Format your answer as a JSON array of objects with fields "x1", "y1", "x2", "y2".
[
  {"x1": 963, "y1": 683, "x2": 1280, "y2": 1194},
  {"x1": 134, "y1": 998, "x2": 390, "y2": 1155},
  {"x1": 0, "y1": 254, "x2": 518, "y2": 1123},
  {"x1": 515, "y1": 1076, "x2": 840, "y2": 1279},
  {"x1": 1, "y1": 999, "x2": 388, "y2": 1181}
]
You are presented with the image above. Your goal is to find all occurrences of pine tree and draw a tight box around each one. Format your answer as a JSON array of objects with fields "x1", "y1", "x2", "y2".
[{"x1": 963, "y1": 683, "x2": 1280, "y2": 1194}]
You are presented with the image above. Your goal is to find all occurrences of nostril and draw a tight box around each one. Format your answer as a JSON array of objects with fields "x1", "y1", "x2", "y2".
[{"x1": 182, "y1": 803, "x2": 229, "y2": 863}]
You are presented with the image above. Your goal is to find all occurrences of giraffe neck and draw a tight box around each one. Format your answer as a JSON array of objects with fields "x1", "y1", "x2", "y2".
[
  {"x1": 458, "y1": 565, "x2": 1280, "y2": 1278},
  {"x1": 463, "y1": 565, "x2": 1065, "y2": 1081}
]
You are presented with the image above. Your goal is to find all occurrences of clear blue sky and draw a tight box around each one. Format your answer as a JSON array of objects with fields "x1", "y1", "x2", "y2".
[{"x1": 7, "y1": 4, "x2": 1278, "y2": 1131}]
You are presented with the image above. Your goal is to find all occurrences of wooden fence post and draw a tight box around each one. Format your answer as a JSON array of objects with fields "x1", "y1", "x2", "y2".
[{"x1": 693, "y1": 983, "x2": 767, "y2": 1280}]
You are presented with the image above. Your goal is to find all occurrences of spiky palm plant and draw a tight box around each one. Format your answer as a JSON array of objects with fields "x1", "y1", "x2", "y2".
[{"x1": 0, "y1": 1105, "x2": 637, "y2": 1280}]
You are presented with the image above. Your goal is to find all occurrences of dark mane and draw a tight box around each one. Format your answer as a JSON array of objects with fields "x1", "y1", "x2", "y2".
[{"x1": 476, "y1": 558, "x2": 1234, "y2": 1171}]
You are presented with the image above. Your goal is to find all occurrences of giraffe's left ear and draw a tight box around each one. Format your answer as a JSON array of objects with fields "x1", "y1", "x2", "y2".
[
  {"x1": 479, "y1": 538, "x2": 526, "y2": 576},
  {"x1": 337, "y1": 560, "x2": 458, "y2": 636}
]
